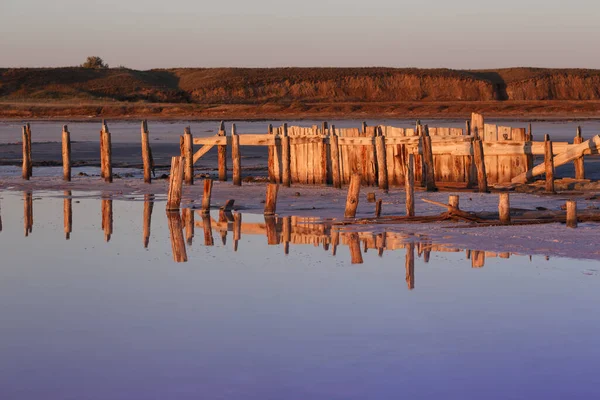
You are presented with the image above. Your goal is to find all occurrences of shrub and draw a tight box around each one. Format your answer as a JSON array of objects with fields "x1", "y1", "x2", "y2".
[{"x1": 81, "y1": 56, "x2": 109, "y2": 69}]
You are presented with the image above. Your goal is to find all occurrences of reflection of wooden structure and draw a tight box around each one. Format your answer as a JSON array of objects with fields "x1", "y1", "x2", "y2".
[
  {"x1": 23, "y1": 191, "x2": 33, "y2": 236},
  {"x1": 166, "y1": 211, "x2": 187, "y2": 262},
  {"x1": 143, "y1": 194, "x2": 154, "y2": 248},
  {"x1": 64, "y1": 191, "x2": 72, "y2": 239},
  {"x1": 101, "y1": 199, "x2": 113, "y2": 242}
]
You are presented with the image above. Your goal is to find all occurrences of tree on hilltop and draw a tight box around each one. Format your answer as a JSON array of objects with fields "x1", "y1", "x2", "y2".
[{"x1": 81, "y1": 56, "x2": 109, "y2": 69}]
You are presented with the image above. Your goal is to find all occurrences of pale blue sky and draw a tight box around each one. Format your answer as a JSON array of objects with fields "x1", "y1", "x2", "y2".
[{"x1": 0, "y1": 0, "x2": 597, "y2": 69}]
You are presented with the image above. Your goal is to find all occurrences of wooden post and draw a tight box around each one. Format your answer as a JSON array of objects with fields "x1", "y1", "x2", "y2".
[
  {"x1": 361, "y1": 121, "x2": 367, "y2": 134},
  {"x1": 202, "y1": 179, "x2": 213, "y2": 214},
  {"x1": 25, "y1": 123, "x2": 33, "y2": 177},
  {"x1": 544, "y1": 134, "x2": 555, "y2": 193},
  {"x1": 573, "y1": 127, "x2": 585, "y2": 179},
  {"x1": 330, "y1": 128, "x2": 342, "y2": 189},
  {"x1": 233, "y1": 212, "x2": 242, "y2": 251},
  {"x1": 22, "y1": 125, "x2": 31, "y2": 180},
  {"x1": 166, "y1": 156, "x2": 184, "y2": 211},
  {"x1": 101, "y1": 121, "x2": 112, "y2": 183},
  {"x1": 344, "y1": 174, "x2": 361, "y2": 218},
  {"x1": 232, "y1": 124, "x2": 241, "y2": 186},
  {"x1": 64, "y1": 191, "x2": 72, "y2": 240},
  {"x1": 448, "y1": 195, "x2": 459, "y2": 209},
  {"x1": 528, "y1": 123, "x2": 533, "y2": 141},
  {"x1": 566, "y1": 200, "x2": 577, "y2": 228},
  {"x1": 61, "y1": 125, "x2": 71, "y2": 182},
  {"x1": 264, "y1": 183, "x2": 279, "y2": 215},
  {"x1": 498, "y1": 193, "x2": 511, "y2": 224},
  {"x1": 143, "y1": 194, "x2": 154, "y2": 248},
  {"x1": 473, "y1": 139, "x2": 488, "y2": 193},
  {"x1": 218, "y1": 121, "x2": 228, "y2": 181},
  {"x1": 166, "y1": 211, "x2": 188, "y2": 262},
  {"x1": 281, "y1": 124, "x2": 291, "y2": 187},
  {"x1": 405, "y1": 153, "x2": 415, "y2": 217},
  {"x1": 348, "y1": 233, "x2": 363, "y2": 264},
  {"x1": 405, "y1": 243, "x2": 415, "y2": 290},
  {"x1": 375, "y1": 135, "x2": 389, "y2": 192},
  {"x1": 470, "y1": 112, "x2": 484, "y2": 139},
  {"x1": 422, "y1": 126, "x2": 436, "y2": 191},
  {"x1": 466, "y1": 120, "x2": 471, "y2": 136},
  {"x1": 183, "y1": 127, "x2": 194, "y2": 185},
  {"x1": 375, "y1": 199, "x2": 382, "y2": 217},
  {"x1": 141, "y1": 120, "x2": 152, "y2": 183}
]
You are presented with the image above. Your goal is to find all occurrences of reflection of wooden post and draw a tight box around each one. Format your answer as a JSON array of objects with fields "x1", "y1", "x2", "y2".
[
  {"x1": 566, "y1": 200, "x2": 578, "y2": 228},
  {"x1": 101, "y1": 121, "x2": 112, "y2": 183},
  {"x1": 202, "y1": 215, "x2": 214, "y2": 246},
  {"x1": 375, "y1": 199, "x2": 382, "y2": 217},
  {"x1": 348, "y1": 233, "x2": 363, "y2": 264},
  {"x1": 232, "y1": 124, "x2": 241, "y2": 186},
  {"x1": 22, "y1": 126, "x2": 31, "y2": 180},
  {"x1": 233, "y1": 212, "x2": 242, "y2": 251},
  {"x1": 62, "y1": 125, "x2": 71, "y2": 181},
  {"x1": 24, "y1": 191, "x2": 33, "y2": 236},
  {"x1": 166, "y1": 156, "x2": 184, "y2": 211},
  {"x1": 375, "y1": 135, "x2": 388, "y2": 191},
  {"x1": 166, "y1": 211, "x2": 188, "y2": 262},
  {"x1": 544, "y1": 134, "x2": 555, "y2": 193},
  {"x1": 143, "y1": 194, "x2": 154, "y2": 248},
  {"x1": 573, "y1": 127, "x2": 585, "y2": 179},
  {"x1": 218, "y1": 121, "x2": 228, "y2": 181},
  {"x1": 448, "y1": 195, "x2": 459, "y2": 209},
  {"x1": 281, "y1": 126, "x2": 291, "y2": 187},
  {"x1": 376, "y1": 233, "x2": 386, "y2": 257},
  {"x1": 330, "y1": 128, "x2": 342, "y2": 189},
  {"x1": 345, "y1": 174, "x2": 361, "y2": 218},
  {"x1": 405, "y1": 243, "x2": 415, "y2": 290},
  {"x1": 265, "y1": 216, "x2": 279, "y2": 245},
  {"x1": 141, "y1": 120, "x2": 152, "y2": 183},
  {"x1": 183, "y1": 127, "x2": 194, "y2": 185},
  {"x1": 202, "y1": 179, "x2": 213, "y2": 214},
  {"x1": 282, "y1": 216, "x2": 291, "y2": 255},
  {"x1": 218, "y1": 209, "x2": 229, "y2": 245},
  {"x1": 64, "y1": 191, "x2": 72, "y2": 240},
  {"x1": 331, "y1": 229, "x2": 339, "y2": 256},
  {"x1": 473, "y1": 139, "x2": 488, "y2": 193},
  {"x1": 101, "y1": 199, "x2": 113, "y2": 242},
  {"x1": 264, "y1": 184, "x2": 279, "y2": 215},
  {"x1": 471, "y1": 250, "x2": 485, "y2": 268},
  {"x1": 182, "y1": 208, "x2": 195, "y2": 245},
  {"x1": 499, "y1": 193, "x2": 511, "y2": 224},
  {"x1": 405, "y1": 154, "x2": 415, "y2": 217}
]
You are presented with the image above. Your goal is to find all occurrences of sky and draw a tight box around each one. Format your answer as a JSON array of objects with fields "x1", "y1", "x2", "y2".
[{"x1": 0, "y1": 0, "x2": 598, "y2": 69}]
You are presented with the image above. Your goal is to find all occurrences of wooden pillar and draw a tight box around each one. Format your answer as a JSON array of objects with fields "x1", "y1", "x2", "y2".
[
  {"x1": 422, "y1": 126, "x2": 436, "y2": 191},
  {"x1": 281, "y1": 125, "x2": 291, "y2": 187},
  {"x1": 573, "y1": 127, "x2": 585, "y2": 180},
  {"x1": 183, "y1": 127, "x2": 194, "y2": 185},
  {"x1": 22, "y1": 125, "x2": 31, "y2": 180},
  {"x1": 25, "y1": 123, "x2": 33, "y2": 177},
  {"x1": 62, "y1": 125, "x2": 71, "y2": 182},
  {"x1": 101, "y1": 121, "x2": 112, "y2": 183},
  {"x1": 405, "y1": 153, "x2": 415, "y2": 217},
  {"x1": 344, "y1": 174, "x2": 361, "y2": 218},
  {"x1": 233, "y1": 212, "x2": 242, "y2": 251},
  {"x1": 166, "y1": 211, "x2": 188, "y2": 262},
  {"x1": 143, "y1": 194, "x2": 154, "y2": 248},
  {"x1": 470, "y1": 112, "x2": 484, "y2": 139},
  {"x1": 330, "y1": 128, "x2": 342, "y2": 189},
  {"x1": 375, "y1": 135, "x2": 389, "y2": 192},
  {"x1": 473, "y1": 139, "x2": 488, "y2": 193},
  {"x1": 264, "y1": 183, "x2": 279, "y2": 215},
  {"x1": 218, "y1": 121, "x2": 228, "y2": 181},
  {"x1": 566, "y1": 200, "x2": 577, "y2": 228},
  {"x1": 348, "y1": 233, "x2": 363, "y2": 264},
  {"x1": 201, "y1": 179, "x2": 213, "y2": 214},
  {"x1": 405, "y1": 243, "x2": 415, "y2": 290},
  {"x1": 498, "y1": 193, "x2": 511, "y2": 224},
  {"x1": 544, "y1": 134, "x2": 555, "y2": 193},
  {"x1": 361, "y1": 121, "x2": 367, "y2": 134},
  {"x1": 267, "y1": 123, "x2": 276, "y2": 183},
  {"x1": 141, "y1": 120, "x2": 152, "y2": 183},
  {"x1": 232, "y1": 124, "x2": 241, "y2": 186},
  {"x1": 64, "y1": 191, "x2": 72, "y2": 240},
  {"x1": 166, "y1": 156, "x2": 184, "y2": 211},
  {"x1": 448, "y1": 195, "x2": 459, "y2": 209}
]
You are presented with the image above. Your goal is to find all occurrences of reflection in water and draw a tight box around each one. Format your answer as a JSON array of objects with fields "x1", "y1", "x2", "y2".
[
  {"x1": 182, "y1": 208, "x2": 194, "y2": 246},
  {"x1": 101, "y1": 198, "x2": 113, "y2": 242},
  {"x1": 64, "y1": 191, "x2": 72, "y2": 240},
  {"x1": 166, "y1": 211, "x2": 187, "y2": 262},
  {"x1": 143, "y1": 194, "x2": 154, "y2": 248},
  {"x1": 23, "y1": 191, "x2": 33, "y2": 237},
  {"x1": 201, "y1": 214, "x2": 214, "y2": 246},
  {"x1": 406, "y1": 242, "x2": 415, "y2": 290}
]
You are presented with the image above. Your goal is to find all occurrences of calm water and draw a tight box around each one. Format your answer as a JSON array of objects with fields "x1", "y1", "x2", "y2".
[{"x1": 0, "y1": 191, "x2": 599, "y2": 400}]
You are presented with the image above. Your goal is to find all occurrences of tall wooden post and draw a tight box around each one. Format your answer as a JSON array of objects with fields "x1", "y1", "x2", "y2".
[
  {"x1": 64, "y1": 191, "x2": 72, "y2": 240},
  {"x1": 62, "y1": 125, "x2": 71, "y2": 181},
  {"x1": 544, "y1": 134, "x2": 555, "y2": 193},
  {"x1": 470, "y1": 112, "x2": 484, "y2": 139},
  {"x1": 232, "y1": 124, "x2": 241, "y2": 186},
  {"x1": 141, "y1": 120, "x2": 152, "y2": 183},
  {"x1": 330, "y1": 127, "x2": 342, "y2": 189},
  {"x1": 264, "y1": 184, "x2": 279, "y2": 215},
  {"x1": 281, "y1": 124, "x2": 291, "y2": 187},
  {"x1": 218, "y1": 121, "x2": 228, "y2": 181},
  {"x1": 344, "y1": 174, "x2": 361, "y2": 218},
  {"x1": 405, "y1": 153, "x2": 415, "y2": 217},
  {"x1": 201, "y1": 179, "x2": 213, "y2": 214},
  {"x1": 101, "y1": 121, "x2": 112, "y2": 183},
  {"x1": 166, "y1": 156, "x2": 184, "y2": 211},
  {"x1": 22, "y1": 125, "x2": 31, "y2": 180},
  {"x1": 267, "y1": 123, "x2": 275, "y2": 183},
  {"x1": 573, "y1": 127, "x2": 585, "y2": 180},
  {"x1": 143, "y1": 194, "x2": 154, "y2": 248},
  {"x1": 499, "y1": 193, "x2": 511, "y2": 224},
  {"x1": 25, "y1": 123, "x2": 33, "y2": 177},
  {"x1": 422, "y1": 126, "x2": 436, "y2": 191},
  {"x1": 183, "y1": 127, "x2": 194, "y2": 185},
  {"x1": 473, "y1": 139, "x2": 488, "y2": 193},
  {"x1": 375, "y1": 135, "x2": 388, "y2": 192},
  {"x1": 566, "y1": 200, "x2": 577, "y2": 228}
]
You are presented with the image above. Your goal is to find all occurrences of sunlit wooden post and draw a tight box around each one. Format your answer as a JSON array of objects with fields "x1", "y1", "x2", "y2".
[
  {"x1": 101, "y1": 121, "x2": 112, "y2": 183},
  {"x1": 473, "y1": 139, "x2": 488, "y2": 193},
  {"x1": 218, "y1": 121, "x2": 228, "y2": 181},
  {"x1": 232, "y1": 124, "x2": 241, "y2": 186},
  {"x1": 422, "y1": 125, "x2": 436, "y2": 192},
  {"x1": 448, "y1": 195, "x2": 459, "y2": 209},
  {"x1": 183, "y1": 126, "x2": 194, "y2": 185},
  {"x1": 22, "y1": 125, "x2": 31, "y2": 180},
  {"x1": 573, "y1": 127, "x2": 585, "y2": 180},
  {"x1": 202, "y1": 179, "x2": 213, "y2": 215},
  {"x1": 499, "y1": 193, "x2": 511, "y2": 224},
  {"x1": 25, "y1": 123, "x2": 33, "y2": 177},
  {"x1": 344, "y1": 174, "x2": 361, "y2": 218},
  {"x1": 166, "y1": 156, "x2": 184, "y2": 211},
  {"x1": 330, "y1": 126, "x2": 342, "y2": 189},
  {"x1": 264, "y1": 184, "x2": 279, "y2": 215},
  {"x1": 375, "y1": 134, "x2": 388, "y2": 192},
  {"x1": 544, "y1": 134, "x2": 555, "y2": 193},
  {"x1": 141, "y1": 120, "x2": 152, "y2": 183},
  {"x1": 281, "y1": 124, "x2": 291, "y2": 187},
  {"x1": 62, "y1": 125, "x2": 71, "y2": 181},
  {"x1": 405, "y1": 153, "x2": 415, "y2": 216},
  {"x1": 566, "y1": 200, "x2": 578, "y2": 228}
]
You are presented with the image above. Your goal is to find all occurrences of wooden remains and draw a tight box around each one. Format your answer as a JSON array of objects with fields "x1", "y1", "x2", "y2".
[
  {"x1": 264, "y1": 183, "x2": 279, "y2": 215},
  {"x1": 166, "y1": 156, "x2": 184, "y2": 211},
  {"x1": 232, "y1": 124, "x2": 241, "y2": 186},
  {"x1": 566, "y1": 200, "x2": 577, "y2": 228},
  {"x1": 141, "y1": 121, "x2": 152, "y2": 183},
  {"x1": 544, "y1": 134, "x2": 555, "y2": 193},
  {"x1": 62, "y1": 125, "x2": 71, "y2": 181},
  {"x1": 345, "y1": 174, "x2": 361, "y2": 218},
  {"x1": 201, "y1": 179, "x2": 213, "y2": 214},
  {"x1": 218, "y1": 121, "x2": 228, "y2": 181},
  {"x1": 499, "y1": 193, "x2": 511, "y2": 224},
  {"x1": 573, "y1": 127, "x2": 585, "y2": 179},
  {"x1": 183, "y1": 127, "x2": 194, "y2": 185}
]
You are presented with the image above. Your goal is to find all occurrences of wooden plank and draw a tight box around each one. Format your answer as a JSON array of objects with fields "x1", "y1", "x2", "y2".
[{"x1": 497, "y1": 126, "x2": 513, "y2": 183}]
